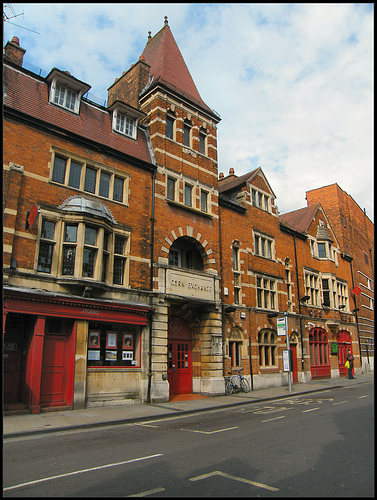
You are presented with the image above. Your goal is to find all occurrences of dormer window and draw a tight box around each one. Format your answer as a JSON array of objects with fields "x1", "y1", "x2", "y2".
[
  {"x1": 109, "y1": 101, "x2": 145, "y2": 140},
  {"x1": 46, "y1": 68, "x2": 91, "y2": 115}
]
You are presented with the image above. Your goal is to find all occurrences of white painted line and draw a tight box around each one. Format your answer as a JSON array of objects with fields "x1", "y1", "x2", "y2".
[
  {"x1": 333, "y1": 401, "x2": 348, "y2": 405},
  {"x1": 302, "y1": 407, "x2": 320, "y2": 413},
  {"x1": 127, "y1": 487, "x2": 165, "y2": 497},
  {"x1": 189, "y1": 470, "x2": 279, "y2": 491},
  {"x1": 358, "y1": 395, "x2": 369, "y2": 399},
  {"x1": 133, "y1": 423, "x2": 160, "y2": 428},
  {"x1": 181, "y1": 426, "x2": 238, "y2": 435},
  {"x1": 3, "y1": 454, "x2": 163, "y2": 492},
  {"x1": 262, "y1": 416, "x2": 286, "y2": 422}
]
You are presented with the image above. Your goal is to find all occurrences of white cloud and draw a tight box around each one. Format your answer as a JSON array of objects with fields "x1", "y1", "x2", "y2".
[{"x1": 4, "y1": 3, "x2": 373, "y2": 220}]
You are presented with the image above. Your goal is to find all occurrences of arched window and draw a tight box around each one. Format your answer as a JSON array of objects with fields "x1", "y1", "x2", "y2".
[
  {"x1": 168, "y1": 236, "x2": 204, "y2": 271},
  {"x1": 229, "y1": 328, "x2": 243, "y2": 368},
  {"x1": 258, "y1": 330, "x2": 277, "y2": 367}
]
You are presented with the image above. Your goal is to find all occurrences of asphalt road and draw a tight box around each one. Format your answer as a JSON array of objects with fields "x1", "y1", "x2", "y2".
[{"x1": 3, "y1": 381, "x2": 374, "y2": 497}]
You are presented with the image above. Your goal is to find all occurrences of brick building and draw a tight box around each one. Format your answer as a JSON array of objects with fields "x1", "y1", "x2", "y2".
[
  {"x1": 306, "y1": 184, "x2": 374, "y2": 371},
  {"x1": 3, "y1": 19, "x2": 369, "y2": 414},
  {"x1": 219, "y1": 168, "x2": 360, "y2": 389}
]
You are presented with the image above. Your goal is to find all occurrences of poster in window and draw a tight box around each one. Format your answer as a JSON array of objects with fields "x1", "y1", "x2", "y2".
[
  {"x1": 122, "y1": 333, "x2": 133, "y2": 350},
  {"x1": 89, "y1": 331, "x2": 100, "y2": 348},
  {"x1": 105, "y1": 350, "x2": 117, "y2": 361},
  {"x1": 106, "y1": 332, "x2": 117, "y2": 349},
  {"x1": 88, "y1": 350, "x2": 100, "y2": 361},
  {"x1": 122, "y1": 351, "x2": 133, "y2": 361}
]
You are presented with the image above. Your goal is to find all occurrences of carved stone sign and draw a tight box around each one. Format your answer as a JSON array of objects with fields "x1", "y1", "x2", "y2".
[{"x1": 166, "y1": 269, "x2": 215, "y2": 301}]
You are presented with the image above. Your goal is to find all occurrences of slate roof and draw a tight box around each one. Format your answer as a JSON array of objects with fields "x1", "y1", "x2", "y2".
[
  {"x1": 279, "y1": 204, "x2": 321, "y2": 234},
  {"x1": 3, "y1": 63, "x2": 154, "y2": 167},
  {"x1": 218, "y1": 169, "x2": 259, "y2": 193},
  {"x1": 140, "y1": 22, "x2": 216, "y2": 118}
]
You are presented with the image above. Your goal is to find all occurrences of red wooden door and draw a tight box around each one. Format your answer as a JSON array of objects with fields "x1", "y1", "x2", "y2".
[
  {"x1": 290, "y1": 344, "x2": 298, "y2": 383},
  {"x1": 167, "y1": 317, "x2": 192, "y2": 395},
  {"x1": 3, "y1": 347, "x2": 22, "y2": 403},
  {"x1": 40, "y1": 334, "x2": 68, "y2": 406}
]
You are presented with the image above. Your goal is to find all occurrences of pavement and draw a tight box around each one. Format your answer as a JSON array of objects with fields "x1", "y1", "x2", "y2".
[{"x1": 3, "y1": 372, "x2": 374, "y2": 439}]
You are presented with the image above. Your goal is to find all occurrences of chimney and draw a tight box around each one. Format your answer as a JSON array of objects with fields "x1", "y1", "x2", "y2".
[
  {"x1": 4, "y1": 36, "x2": 26, "y2": 67},
  {"x1": 107, "y1": 57, "x2": 151, "y2": 109}
]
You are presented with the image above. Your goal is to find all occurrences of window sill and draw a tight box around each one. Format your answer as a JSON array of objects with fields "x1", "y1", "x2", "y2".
[{"x1": 167, "y1": 199, "x2": 212, "y2": 218}]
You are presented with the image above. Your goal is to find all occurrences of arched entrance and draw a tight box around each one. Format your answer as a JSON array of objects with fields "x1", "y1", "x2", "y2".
[
  {"x1": 167, "y1": 316, "x2": 193, "y2": 395},
  {"x1": 337, "y1": 330, "x2": 352, "y2": 377}
]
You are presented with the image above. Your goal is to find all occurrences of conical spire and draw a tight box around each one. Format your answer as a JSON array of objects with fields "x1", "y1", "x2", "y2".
[{"x1": 141, "y1": 18, "x2": 214, "y2": 116}]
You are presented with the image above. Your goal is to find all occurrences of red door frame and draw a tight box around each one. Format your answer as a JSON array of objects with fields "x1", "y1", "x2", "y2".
[
  {"x1": 167, "y1": 317, "x2": 193, "y2": 395},
  {"x1": 290, "y1": 343, "x2": 298, "y2": 383},
  {"x1": 337, "y1": 330, "x2": 352, "y2": 377},
  {"x1": 309, "y1": 328, "x2": 331, "y2": 379}
]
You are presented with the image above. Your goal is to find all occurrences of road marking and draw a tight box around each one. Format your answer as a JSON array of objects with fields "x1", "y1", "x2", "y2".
[
  {"x1": 189, "y1": 470, "x2": 279, "y2": 491},
  {"x1": 302, "y1": 407, "x2": 320, "y2": 413},
  {"x1": 181, "y1": 426, "x2": 238, "y2": 435},
  {"x1": 262, "y1": 416, "x2": 286, "y2": 422},
  {"x1": 133, "y1": 423, "x2": 160, "y2": 428},
  {"x1": 358, "y1": 395, "x2": 369, "y2": 399},
  {"x1": 3, "y1": 454, "x2": 163, "y2": 492},
  {"x1": 127, "y1": 487, "x2": 165, "y2": 497},
  {"x1": 333, "y1": 401, "x2": 348, "y2": 405}
]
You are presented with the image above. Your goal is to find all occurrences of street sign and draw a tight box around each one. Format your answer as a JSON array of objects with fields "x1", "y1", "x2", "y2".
[
  {"x1": 282, "y1": 350, "x2": 290, "y2": 372},
  {"x1": 277, "y1": 316, "x2": 287, "y2": 336},
  {"x1": 352, "y1": 286, "x2": 362, "y2": 296}
]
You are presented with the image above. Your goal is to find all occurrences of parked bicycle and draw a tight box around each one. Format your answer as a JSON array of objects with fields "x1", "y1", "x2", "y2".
[{"x1": 225, "y1": 368, "x2": 250, "y2": 395}]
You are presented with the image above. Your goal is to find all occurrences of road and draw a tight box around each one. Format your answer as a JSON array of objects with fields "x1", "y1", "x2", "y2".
[{"x1": 3, "y1": 381, "x2": 374, "y2": 497}]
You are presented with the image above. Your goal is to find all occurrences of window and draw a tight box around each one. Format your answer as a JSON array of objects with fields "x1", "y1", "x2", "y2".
[
  {"x1": 51, "y1": 152, "x2": 128, "y2": 204},
  {"x1": 183, "y1": 120, "x2": 191, "y2": 147},
  {"x1": 53, "y1": 83, "x2": 77, "y2": 111},
  {"x1": 258, "y1": 330, "x2": 277, "y2": 367},
  {"x1": 305, "y1": 271, "x2": 320, "y2": 306},
  {"x1": 199, "y1": 128, "x2": 206, "y2": 155},
  {"x1": 167, "y1": 177, "x2": 176, "y2": 201},
  {"x1": 87, "y1": 324, "x2": 141, "y2": 367},
  {"x1": 232, "y1": 242, "x2": 240, "y2": 271},
  {"x1": 336, "y1": 280, "x2": 348, "y2": 310},
  {"x1": 256, "y1": 276, "x2": 276, "y2": 310},
  {"x1": 115, "y1": 112, "x2": 135, "y2": 138},
  {"x1": 229, "y1": 341, "x2": 241, "y2": 367},
  {"x1": 37, "y1": 220, "x2": 56, "y2": 273},
  {"x1": 322, "y1": 278, "x2": 331, "y2": 307},
  {"x1": 168, "y1": 238, "x2": 204, "y2": 271},
  {"x1": 37, "y1": 214, "x2": 129, "y2": 285},
  {"x1": 317, "y1": 242, "x2": 327, "y2": 259},
  {"x1": 166, "y1": 114, "x2": 175, "y2": 140},
  {"x1": 184, "y1": 184, "x2": 192, "y2": 207},
  {"x1": 254, "y1": 232, "x2": 274, "y2": 259},
  {"x1": 200, "y1": 190, "x2": 208, "y2": 212}
]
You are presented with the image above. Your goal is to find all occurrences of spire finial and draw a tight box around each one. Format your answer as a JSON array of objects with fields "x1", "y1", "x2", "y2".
[{"x1": 164, "y1": 16, "x2": 168, "y2": 26}]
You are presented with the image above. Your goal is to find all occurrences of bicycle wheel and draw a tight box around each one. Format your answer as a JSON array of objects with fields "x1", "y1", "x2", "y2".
[
  {"x1": 225, "y1": 380, "x2": 233, "y2": 395},
  {"x1": 240, "y1": 377, "x2": 250, "y2": 393}
]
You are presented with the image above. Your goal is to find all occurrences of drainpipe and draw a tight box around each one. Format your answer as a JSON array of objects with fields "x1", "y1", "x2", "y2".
[
  {"x1": 292, "y1": 233, "x2": 305, "y2": 371},
  {"x1": 342, "y1": 253, "x2": 362, "y2": 366},
  {"x1": 143, "y1": 125, "x2": 157, "y2": 404}
]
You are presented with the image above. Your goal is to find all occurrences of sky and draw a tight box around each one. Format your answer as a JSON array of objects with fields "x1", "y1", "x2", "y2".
[{"x1": 3, "y1": 3, "x2": 374, "y2": 222}]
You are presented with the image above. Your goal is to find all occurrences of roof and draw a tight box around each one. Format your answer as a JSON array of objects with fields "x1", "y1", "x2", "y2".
[
  {"x1": 3, "y1": 63, "x2": 154, "y2": 168},
  {"x1": 279, "y1": 204, "x2": 320, "y2": 234},
  {"x1": 140, "y1": 21, "x2": 216, "y2": 118},
  {"x1": 219, "y1": 167, "x2": 276, "y2": 199}
]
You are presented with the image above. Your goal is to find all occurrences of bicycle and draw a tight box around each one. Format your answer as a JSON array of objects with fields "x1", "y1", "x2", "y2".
[{"x1": 225, "y1": 368, "x2": 250, "y2": 395}]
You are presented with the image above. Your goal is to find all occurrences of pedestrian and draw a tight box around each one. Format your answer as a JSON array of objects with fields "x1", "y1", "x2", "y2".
[{"x1": 346, "y1": 349, "x2": 355, "y2": 379}]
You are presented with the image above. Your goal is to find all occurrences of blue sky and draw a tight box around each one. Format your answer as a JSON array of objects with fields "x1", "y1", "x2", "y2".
[{"x1": 4, "y1": 3, "x2": 374, "y2": 221}]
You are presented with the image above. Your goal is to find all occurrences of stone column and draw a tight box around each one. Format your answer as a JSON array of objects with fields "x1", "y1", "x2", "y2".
[{"x1": 73, "y1": 320, "x2": 88, "y2": 409}]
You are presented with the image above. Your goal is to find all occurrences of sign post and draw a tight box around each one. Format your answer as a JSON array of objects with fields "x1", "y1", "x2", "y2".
[{"x1": 278, "y1": 313, "x2": 292, "y2": 393}]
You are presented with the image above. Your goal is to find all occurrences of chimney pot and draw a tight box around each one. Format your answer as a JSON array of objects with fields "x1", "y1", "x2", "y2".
[
  {"x1": 11, "y1": 36, "x2": 20, "y2": 45},
  {"x1": 219, "y1": 172, "x2": 224, "y2": 179},
  {"x1": 229, "y1": 168, "x2": 235, "y2": 175}
]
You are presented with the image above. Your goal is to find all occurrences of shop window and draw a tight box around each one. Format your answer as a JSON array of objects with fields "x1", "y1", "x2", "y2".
[
  {"x1": 87, "y1": 324, "x2": 140, "y2": 367},
  {"x1": 258, "y1": 330, "x2": 277, "y2": 367}
]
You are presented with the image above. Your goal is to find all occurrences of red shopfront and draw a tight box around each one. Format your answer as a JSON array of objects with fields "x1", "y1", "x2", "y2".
[{"x1": 3, "y1": 290, "x2": 152, "y2": 414}]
